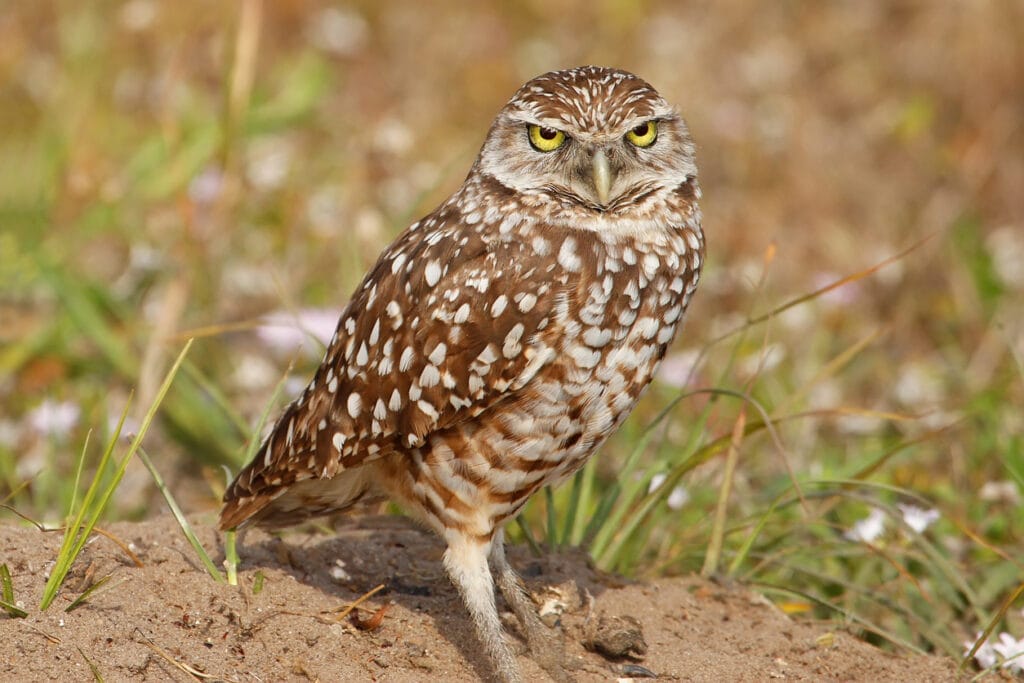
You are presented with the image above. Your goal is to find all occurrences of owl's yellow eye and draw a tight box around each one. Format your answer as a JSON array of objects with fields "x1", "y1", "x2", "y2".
[
  {"x1": 625, "y1": 120, "x2": 658, "y2": 148},
  {"x1": 527, "y1": 125, "x2": 567, "y2": 152}
]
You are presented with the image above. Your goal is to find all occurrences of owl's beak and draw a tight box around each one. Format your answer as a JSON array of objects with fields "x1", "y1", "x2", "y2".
[{"x1": 591, "y1": 148, "x2": 613, "y2": 206}]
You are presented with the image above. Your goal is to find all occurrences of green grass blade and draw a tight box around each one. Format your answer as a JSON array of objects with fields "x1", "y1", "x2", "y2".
[
  {"x1": 568, "y1": 460, "x2": 598, "y2": 545},
  {"x1": 756, "y1": 582, "x2": 928, "y2": 656},
  {"x1": 67, "y1": 430, "x2": 91, "y2": 520},
  {"x1": 37, "y1": 259, "x2": 137, "y2": 377},
  {"x1": 544, "y1": 487, "x2": 557, "y2": 549},
  {"x1": 728, "y1": 495, "x2": 784, "y2": 577},
  {"x1": 64, "y1": 574, "x2": 119, "y2": 613},
  {"x1": 0, "y1": 564, "x2": 26, "y2": 618},
  {"x1": 41, "y1": 402, "x2": 130, "y2": 610},
  {"x1": 560, "y1": 469, "x2": 584, "y2": 547},
  {"x1": 180, "y1": 359, "x2": 253, "y2": 440},
  {"x1": 702, "y1": 409, "x2": 746, "y2": 577},
  {"x1": 585, "y1": 398, "x2": 684, "y2": 555},
  {"x1": 77, "y1": 646, "x2": 104, "y2": 682},
  {"x1": 40, "y1": 339, "x2": 193, "y2": 610},
  {"x1": 0, "y1": 598, "x2": 27, "y2": 619},
  {"x1": 515, "y1": 515, "x2": 542, "y2": 557},
  {"x1": 137, "y1": 445, "x2": 224, "y2": 583},
  {"x1": 224, "y1": 530, "x2": 238, "y2": 586},
  {"x1": 1, "y1": 563, "x2": 15, "y2": 604}
]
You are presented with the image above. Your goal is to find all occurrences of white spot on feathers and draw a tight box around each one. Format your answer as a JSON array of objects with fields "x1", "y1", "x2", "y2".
[
  {"x1": 490, "y1": 295, "x2": 508, "y2": 317},
  {"x1": 391, "y1": 253, "x2": 407, "y2": 274},
  {"x1": 347, "y1": 392, "x2": 362, "y2": 418},
  {"x1": 399, "y1": 346, "x2": 415, "y2": 372},
  {"x1": 425, "y1": 260, "x2": 442, "y2": 287},
  {"x1": 558, "y1": 237, "x2": 582, "y2": 272},
  {"x1": 503, "y1": 323, "x2": 525, "y2": 358},
  {"x1": 420, "y1": 364, "x2": 441, "y2": 387},
  {"x1": 417, "y1": 400, "x2": 439, "y2": 420},
  {"x1": 477, "y1": 344, "x2": 499, "y2": 365},
  {"x1": 583, "y1": 327, "x2": 612, "y2": 347},
  {"x1": 636, "y1": 316, "x2": 660, "y2": 340},
  {"x1": 428, "y1": 342, "x2": 447, "y2": 365},
  {"x1": 517, "y1": 293, "x2": 537, "y2": 313}
]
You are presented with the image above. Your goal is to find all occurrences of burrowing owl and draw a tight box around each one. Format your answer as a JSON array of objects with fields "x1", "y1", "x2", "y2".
[{"x1": 221, "y1": 66, "x2": 703, "y2": 682}]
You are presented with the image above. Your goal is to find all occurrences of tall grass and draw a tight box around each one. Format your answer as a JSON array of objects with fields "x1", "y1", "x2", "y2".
[{"x1": 40, "y1": 340, "x2": 193, "y2": 610}]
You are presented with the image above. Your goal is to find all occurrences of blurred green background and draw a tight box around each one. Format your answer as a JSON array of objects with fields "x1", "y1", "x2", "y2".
[{"x1": 1, "y1": 0, "x2": 1022, "y2": 665}]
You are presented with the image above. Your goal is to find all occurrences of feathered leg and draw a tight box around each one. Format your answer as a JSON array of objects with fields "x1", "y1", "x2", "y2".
[{"x1": 444, "y1": 531, "x2": 521, "y2": 682}]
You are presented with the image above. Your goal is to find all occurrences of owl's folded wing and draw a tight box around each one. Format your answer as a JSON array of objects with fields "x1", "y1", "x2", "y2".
[{"x1": 220, "y1": 215, "x2": 567, "y2": 527}]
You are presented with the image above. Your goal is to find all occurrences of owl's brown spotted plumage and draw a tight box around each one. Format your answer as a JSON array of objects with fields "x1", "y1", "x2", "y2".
[{"x1": 221, "y1": 66, "x2": 703, "y2": 682}]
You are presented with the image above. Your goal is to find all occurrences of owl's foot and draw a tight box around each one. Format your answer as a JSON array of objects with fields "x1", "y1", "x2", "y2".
[
  {"x1": 519, "y1": 615, "x2": 576, "y2": 683},
  {"x1": 491, "y1": 539, "x2": 577, "y2": 683}
]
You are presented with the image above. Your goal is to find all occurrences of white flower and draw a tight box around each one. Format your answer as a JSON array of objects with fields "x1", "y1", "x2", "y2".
[
  {"x1": 245, "y1": 137, "x2": 294, "y2": 191},
  {"x1": 894, "y1": 361, "x2": 944, "y2": 408},
  {"x1": 647, "y1": 473, "x2": 667, "y2": 493},
  {"x1": 647, "y1": 473, "x2": 689, "y2": 511},
  {"x1": 845, "y1": 508, "x2": 886, "y2": 543},
  {"x1": 233, "y1": 354, "x2": 280, "y2": 392},
  {"x1": 835, "y1": 412, "x2": 885, "y2": 435},
  {"x1": 188, "y1": 165, "x2": 223, "y2": 206},
  {"x1": 666, "y1": 485, "x2": 689, "y2": 511},
  {"x1": 812, "y1": 271, "x2": 862, "y2": 307},
  {"x1": 986, "y1": 225, "x2": 1024, "y2": 289},
  {"x1": 994, "y1": 633, "x2": 1024, "y2": 672},
  {"x1": 284, "y1": 375, "x2": 308, "y2": 397},
  {"x1": 119, "y1": 0, "x2": 157, "y2": 32},
  {"x1": 896, "y1": 504, "x2": 939, "y2": 533},
  {"x1": 979, "y1": 480, "x2": 1021, "y2": 504},
  {"x1": 739, "y1": 342, "x2": 786, "y2": 378},
  {"x1": 965, "y1": 632, "x2": 1024, "y2": 673},
  {"x1": 256, "y1": 308, "x2": 341, "y2": 358},
  {"x1": 306, "y1": 7, "x2": 368, "y2": 57},
  {"x1": 28, "y1": 400, "x2": 80, "y2": 439},
  {"x1": 656, "y1": 349, "x2": 700, "y2": 389}
]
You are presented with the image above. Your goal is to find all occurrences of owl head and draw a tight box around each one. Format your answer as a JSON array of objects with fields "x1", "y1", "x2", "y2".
[{"x1": 474, "y1": 66, "x2": 698, "y2": 223}]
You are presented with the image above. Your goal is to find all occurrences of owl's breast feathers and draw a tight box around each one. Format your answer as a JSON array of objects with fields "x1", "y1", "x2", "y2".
[{"x1": 220, "y1": 189, "x2": 702, "y2": 530}]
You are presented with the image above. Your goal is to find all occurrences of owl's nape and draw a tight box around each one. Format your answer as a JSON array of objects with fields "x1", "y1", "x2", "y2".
[{"x1": 221, "y1": 66, "x2": 703, "y2": 683}]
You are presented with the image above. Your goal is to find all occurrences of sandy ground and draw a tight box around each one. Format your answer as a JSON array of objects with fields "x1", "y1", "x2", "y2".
[{"x1": 0, "y1": 515, "x2": 962, "y2": 682}]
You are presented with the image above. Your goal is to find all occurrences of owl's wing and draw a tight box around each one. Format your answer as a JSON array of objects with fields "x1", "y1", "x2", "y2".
[{"x1": 221, "y1": 217, "x2": 566, "y2": 528}]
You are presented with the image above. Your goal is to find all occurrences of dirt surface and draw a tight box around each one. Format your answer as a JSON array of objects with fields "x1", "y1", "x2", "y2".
[{"x1": 1, "y1": 515, "x2": 962, "y2": 682}]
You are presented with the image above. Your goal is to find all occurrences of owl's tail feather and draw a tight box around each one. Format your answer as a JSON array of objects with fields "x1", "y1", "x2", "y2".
[{"x1": 220, "y1": 457, "x2": 377, "y2": 531}]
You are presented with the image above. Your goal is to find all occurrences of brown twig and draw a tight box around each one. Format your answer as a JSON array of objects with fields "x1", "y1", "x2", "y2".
[
  {"x1": 134, "y1": 627, "x2": 233, "y2": 682},
  {"x1": 329, "y1": 583, "x2": 387, "y2": 622}
]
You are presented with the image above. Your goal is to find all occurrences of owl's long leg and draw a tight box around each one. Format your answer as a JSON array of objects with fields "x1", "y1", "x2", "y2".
[
  {"x1": 490, "y1": 531, "x2": 573, "y2": 683},
  {"x1": 443, "y1": 532, "x2": 521, "y2": 683}
]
